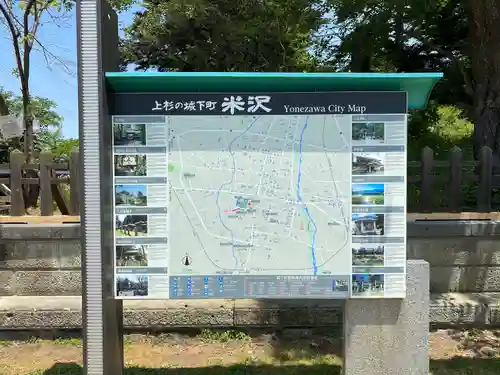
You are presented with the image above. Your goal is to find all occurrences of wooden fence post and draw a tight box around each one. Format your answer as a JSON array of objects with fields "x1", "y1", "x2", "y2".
[
  {"x1": 39, "y1": 151, "x2": 54, "y2": 216},
  {"x1": 420, "y1": 146, "x2": 434, "y2": 212},
  {"x1": 448, "y1": 146, "x2": 463, "y2": 212},
  {"x1": 477, "y1": 146, "x2": 493, "y2": 212},
  {"x1": 69, "y1": 149, "x2": 80, "y2": 215},
  {"x1": 9, "y1": 150, "x2": 24, "y2": 216}
]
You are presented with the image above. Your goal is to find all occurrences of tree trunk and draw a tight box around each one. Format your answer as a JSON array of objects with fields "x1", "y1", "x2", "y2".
[
  {"x1": 350, "y1": 27, "x2": 372, "y2": 72},
  {"x1": 468, "y1": 0, "x2": 500, "y2": 170},
  {"x1": 473, "y1": 106, "x2": 500, "y2": 168},
  {"x1": 0, "y1": 95, "x2": 8, "y2": 116}
]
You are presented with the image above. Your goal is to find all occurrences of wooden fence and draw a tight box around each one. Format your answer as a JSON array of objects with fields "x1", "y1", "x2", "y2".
[
  {"x1": 0, "y1": 146, "x2": 499, "y2": 216},
  {"x1": 408, "y1": 146, "x2": 500, "y2": 212},
  {"x1": 0, "y1": 150, "x2": 79, "y2": 216}
]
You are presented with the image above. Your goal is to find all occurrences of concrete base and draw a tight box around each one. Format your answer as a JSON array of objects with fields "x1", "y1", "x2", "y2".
[
  {"x1": 1, "y1": 291, "x2": 499, "y2": 330},
  {"x1": 344, "y1": 260, "x2": 430, "y2": 375},
  {"x1": 4, "y1": 221, "x2": 500, "y2": 297}
]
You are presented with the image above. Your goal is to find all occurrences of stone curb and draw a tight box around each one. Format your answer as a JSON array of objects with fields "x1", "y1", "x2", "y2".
[{"x1": 1, "y1": 293, "x2": 500, "y2": 329}]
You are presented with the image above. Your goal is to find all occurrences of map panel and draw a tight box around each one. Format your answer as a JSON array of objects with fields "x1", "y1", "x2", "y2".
[
  {"x1": 111, "y1": 91, "x2": 408, "y2": 300},
  {"x1": 168, "y1": 115, "x2": 351, "y2": 277}
]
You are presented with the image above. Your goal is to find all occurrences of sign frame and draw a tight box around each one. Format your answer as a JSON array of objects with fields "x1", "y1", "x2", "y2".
[
  {"x1": 78, "y1": 2, "x2": 442, "y2": 373},
  {"x1": 109, "y1": 91, "x2": 409, "y2": 301}
]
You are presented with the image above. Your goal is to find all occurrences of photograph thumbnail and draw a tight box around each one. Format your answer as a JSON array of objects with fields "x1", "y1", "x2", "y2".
[
  {"x1": 352, "y1": 183, "x2": 384, "y2": 205},
  {"x1": 116, "y1": 275, "x2": 148, "y2": 297},
  {"x1": 332, "y1": 279, "x2": 349, "y2": 292},
  {"x1": 352, "y1": 152, "x2": 385, "y2": 175},
  {"x1": 115, "y1": 184, "x2": 147, "y2": 207},
  {"x1": 115, "y1": 215, "x2": 148, "y2": 237},
  {"x1": 113, "y1": 123, "x2": 146, "y2": 146},
  {"x1": 352, "y1": 213, "x2": 384, "y2": 236},
  {"x1": 352, "y1": 274, "x2": 384, "y2": 297},
  {"x1": 352, "y1": 122, "x2": 385, "y2": 144},
  {"x1": 352, "y1": 244, "x2": 384, "y2": 266},
  {"x1": 116, "y1": 245, "x2": 148, "y2": 267},
  {"x1": 114, "y1": 155, "x2": 147, "y2": 177}
]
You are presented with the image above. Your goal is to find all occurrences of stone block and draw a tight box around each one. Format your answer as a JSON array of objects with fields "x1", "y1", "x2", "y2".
[
  {"x1": 233, "y1": 299, "x2": 343, "y2": 326},
  {"x1": 0, "y1": 241, "x2": 81, "y2": 269},
  {"x1": 344, "y1": 260, "x2": 429, "y2": 375},
  {"x1": 408, "y1": 238, "x2": 500, "y2": 266},
  {"x1": 429, "y1": 267, "x2": 461, "y2": 293},
  {"x1": 0, "y1": 224, "x2": 80, "y2": 240},
  {"x1": 407, "y1": 221, "x2": 472, "y2": 237},
  {"x1": 124, "y1": 300, "x2": 234, "y2": 327},
  {"x1": 3, "y1": 292, "x2": 500, "y2": 330},
  {"x1": 429, "y1": 266, "x2": 500, "y2": 293},
  {"x1": 430, "y1": 293, "x2": 490, "y2": 325},
  {"x1": 0, "y1": 310, "x2": 82, "y2": 329},
  {"x1": 407, "y1": 220, "x2": 500, "y2": 237},
  {"x1": 0, "y1": 270, "x2": 81, "y2": 296},
  {"x1": 467, "y1": 221, "x2": 500, "y2": 236}
]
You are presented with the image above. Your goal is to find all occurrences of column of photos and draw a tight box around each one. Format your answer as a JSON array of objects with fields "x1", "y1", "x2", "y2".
[
  {"x1": 351, "y1": 122, "x2": 386, "y2": 297},
  {"x1": 114, "y1": 122, "x2": 154, "y2": 298}
]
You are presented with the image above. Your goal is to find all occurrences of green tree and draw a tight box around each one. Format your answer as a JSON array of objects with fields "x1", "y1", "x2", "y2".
[
  {"x1": 0, "y1": 89, "x2": 63, "y2": 129},
  {"x1": 0, "y1": 0, "x2": 74, "y2": 163},
  {"x1": 0, "y1": 88, "x2": 64, "y2": 162},
  {"x1": 37, "y1": 126, "x2": 79, "y2": 162},
  {"x1": 0, "y1": 87, "x2": 70, "y2": 210},
  {"x1": 121, "y1": 0, "x2": 326, "y2": 72},
  {"x1": 323, "y1": 0, "x2": 500, "y2": 168},
  {"x1": 374, "y1": 124, "x2": 384, "y2": 140}
]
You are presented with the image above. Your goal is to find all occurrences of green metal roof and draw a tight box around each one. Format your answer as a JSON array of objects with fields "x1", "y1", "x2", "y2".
[{"x1": 105, "y1": 72, "x2": 443, "y2": 109}]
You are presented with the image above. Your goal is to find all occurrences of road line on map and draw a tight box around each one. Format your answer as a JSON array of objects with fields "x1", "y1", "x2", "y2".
[
  {"x1": 256, "y1": 116, "x2": 277, "y2": 195},
  {"x1": 174, "y1": 128, "x2": 343, "y2": 152},
  {"x1": 296, "y1": 116, "x2": 319, "y2": 276},
  {"x1": 215, "y1": 116, "x2": 261, "y2": 271}
]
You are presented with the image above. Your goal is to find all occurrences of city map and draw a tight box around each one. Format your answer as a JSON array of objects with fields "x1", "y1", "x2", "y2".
[{"x1": 168, "y1": 114, "x2": 352, "y2": 276}]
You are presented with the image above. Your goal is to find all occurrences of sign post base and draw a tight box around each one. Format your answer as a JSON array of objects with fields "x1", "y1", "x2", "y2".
[{"x1": 344, "y1": 260, "x2": 430, "y2": 375}]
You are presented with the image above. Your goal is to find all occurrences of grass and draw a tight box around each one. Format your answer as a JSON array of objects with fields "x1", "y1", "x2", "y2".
[
  {"x1": 196, "y1": 329, "x2": 252, "y2": 343},
  {"x1": 0, "y1": 329, "x2": 500, "y2": 375},
  {"x1": 0, "y1": 330, "x2": 343, "y2": 375},
  {"x1": 115, "y1": 229, "x2": 147, "y2": 237},
  {"x1": 430, "y1": 359, "x2": 500, "y2": 375}
]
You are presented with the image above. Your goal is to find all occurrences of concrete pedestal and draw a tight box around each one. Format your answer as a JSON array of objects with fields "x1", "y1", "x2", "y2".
[{"x1": 344, "y1": 260, "x2": 430, "y2": 375}]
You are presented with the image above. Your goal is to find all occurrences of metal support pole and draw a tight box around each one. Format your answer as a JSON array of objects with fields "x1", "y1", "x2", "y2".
[{"x1": 77, "y1": 1, "x2": 123, "y2": 374}]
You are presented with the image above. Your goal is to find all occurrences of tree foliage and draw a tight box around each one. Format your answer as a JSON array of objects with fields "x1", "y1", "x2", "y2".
[
  {"x1": 317, "y1": 0, "x2": 500, "y2": 168},
  {"x1": 0, "y1": 88, "x2": 66, "y2": 163},
  {"x1": 0, "y1": 87, "x2": 77, "y2": 165},
  {"x1": 0, "y1": 89, "x2": 63, "y2": 130},
  {"x1": 121, "y1": 0, "x2": 326, "y2": 72},
  {"x1": 0, "y1": 0, "x2": 75, "y2": 163}
]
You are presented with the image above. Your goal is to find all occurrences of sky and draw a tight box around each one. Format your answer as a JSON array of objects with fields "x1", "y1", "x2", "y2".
[
  {"x1": 352, "y1": 213, "x2": 377, "y2": 220},
  {"x1": 115, "y1": 184, "x2": 146, "y2": 195},
  {"x1": 352, "y1": 183, "x2": 385, "y2": 195},
  {"x1": 0, "y1": 6, "x2": 139, "y2": 139}
]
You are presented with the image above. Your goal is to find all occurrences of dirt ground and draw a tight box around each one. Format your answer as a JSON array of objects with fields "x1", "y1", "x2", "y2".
[{"x1": 1, "y1": 329, "x2": 500, "y2": 375}]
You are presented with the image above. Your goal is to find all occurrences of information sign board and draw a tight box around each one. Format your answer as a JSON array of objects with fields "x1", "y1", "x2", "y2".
[{"x1": 110, "y1": 91, "x2": 407, "y2": 299}]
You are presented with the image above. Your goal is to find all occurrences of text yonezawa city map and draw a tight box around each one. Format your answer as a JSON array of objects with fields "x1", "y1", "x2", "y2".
[{"x1": 111, "y1": 92, "x2": 408, "y2": 299}]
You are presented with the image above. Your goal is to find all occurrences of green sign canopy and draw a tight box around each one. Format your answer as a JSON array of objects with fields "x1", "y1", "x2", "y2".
[{"x1": 105, "y1": 72, "x2": 443, "y2": 109}]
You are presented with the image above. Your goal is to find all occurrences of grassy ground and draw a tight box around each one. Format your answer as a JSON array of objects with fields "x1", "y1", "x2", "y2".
[{"x1": 1, "y1": 329, "x2": 500, "y2": 375}]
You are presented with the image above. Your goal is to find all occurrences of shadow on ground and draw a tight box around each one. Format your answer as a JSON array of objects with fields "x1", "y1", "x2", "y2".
[
  {"x1": 266, "y1": 327, "x2": 343, "y2": 362},
  {"x1": 39, "y1": 363, "x2": 342, "y2": 375},
  {"x1": 37, "y1": 358, "x2": 500, "y2": 375},
  {"x1": 430, "y1": 357, "x2": 500, "y2": 375}
]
